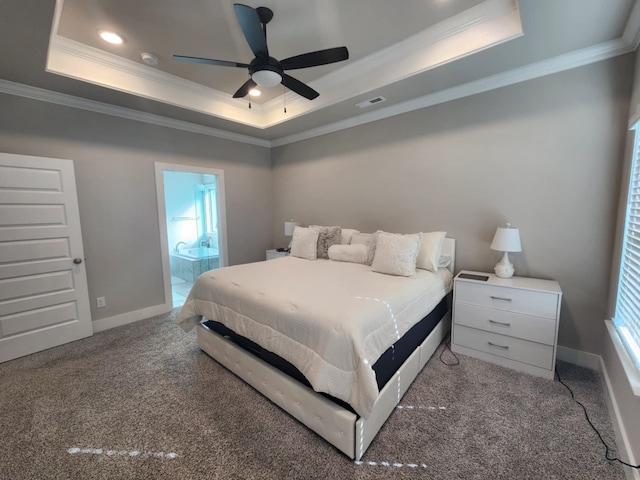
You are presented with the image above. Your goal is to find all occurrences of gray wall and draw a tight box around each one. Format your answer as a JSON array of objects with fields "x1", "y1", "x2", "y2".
[
  {"x1": 272, "y1": 55, "x2": 633, "y2": 355},
  {"x1": 0, "y1": 94, "x2": 273, "y2": 321}
]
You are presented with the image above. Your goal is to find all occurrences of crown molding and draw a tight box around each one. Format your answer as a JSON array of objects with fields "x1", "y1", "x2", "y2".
[
  {"x1": 47, "y1": 36, "x2": 264, "y2": 128},
  {"x1": 259, "y1": 0, "x2": 521, "y2": 122},
  {"x1": 1, "y1": 35, "x2": 631, "y2": 150},
  {"x1": 47, "y1": 0, "x2": 520, "y2": 132},
  {"x1": 0, "y1": 79, "x2": 271, "y2": 148},
  {"x1": 271, "y1": 38, "x2": 633, "y2": 147},
  {"x1": 4, "y1": 0, "x2": 637, "y2": 150}
]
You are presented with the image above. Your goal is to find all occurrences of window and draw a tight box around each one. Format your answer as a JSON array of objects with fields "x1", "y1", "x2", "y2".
[{"x1": 614, "y1": 125, "x2": 640, "y2": 370}]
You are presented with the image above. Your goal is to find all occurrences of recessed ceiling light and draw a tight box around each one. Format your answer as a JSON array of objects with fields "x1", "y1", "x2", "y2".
[
  {"x1": 248, "y1": 88, "x2": 261, "y2": 97},
  {"x1": 99, "y1": 30, "x2": 124, "y2": 45}
]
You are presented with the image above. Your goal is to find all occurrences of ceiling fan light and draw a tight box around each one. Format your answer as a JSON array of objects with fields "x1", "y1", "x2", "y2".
[
  {"x1": 248, "y1": 88, "x2": 261, "y2": 96},
  {"x1": 252, "y1": 70, "x2": 282, "y2": 87}
]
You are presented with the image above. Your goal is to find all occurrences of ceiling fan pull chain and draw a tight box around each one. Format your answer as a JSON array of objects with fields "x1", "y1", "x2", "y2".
[{"x1": 283, "y1": 85, "x2": 287, "y2": 113}]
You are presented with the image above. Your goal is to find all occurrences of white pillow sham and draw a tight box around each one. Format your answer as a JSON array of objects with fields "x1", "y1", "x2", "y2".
[
  {"x1": 340, "y1": 228, "x2": 360, "y2": 245},
  {"x1": 350, "y1": 232, "x2": 372, "y2": 247},
  {"x1": 371, "y1": 232, "x2": 423, "y2": 277},
  {"x1": 328, "y1": 244, "x2": 368, "y2": 264},
  {"x1": 416, "y1": 231, "x2": 446, "y2": 272},
  {"x1": 290, "y1": 226, "x2": 320, "y2": 260}
]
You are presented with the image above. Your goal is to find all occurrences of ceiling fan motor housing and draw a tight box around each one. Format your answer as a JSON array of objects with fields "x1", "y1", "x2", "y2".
[{"x1": 249, "y1": 57, "x2": 283, "y2": 86}]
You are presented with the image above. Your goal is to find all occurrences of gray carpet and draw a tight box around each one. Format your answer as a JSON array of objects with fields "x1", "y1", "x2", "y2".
[{"x1": 0, "y1": 309, "x2": 626, "y2": 479}]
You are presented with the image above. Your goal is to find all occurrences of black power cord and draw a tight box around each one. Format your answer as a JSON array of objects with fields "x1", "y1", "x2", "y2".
[
  {"x1": 555, "y1": 367, "x2": 640, "y2": 470},
  {"x1": 438, "y1": 335, "x2": 460, "y2": 366}
]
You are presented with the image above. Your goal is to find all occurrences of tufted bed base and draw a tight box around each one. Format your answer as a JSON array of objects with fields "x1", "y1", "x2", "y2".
[{"x1": 196, "y1": 306, "x2": 451, "y2": 460}]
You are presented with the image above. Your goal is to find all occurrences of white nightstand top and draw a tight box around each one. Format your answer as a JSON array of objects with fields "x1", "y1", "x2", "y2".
[{"x1": 456, "y1": 270, "x2": 562, "y2": 295}]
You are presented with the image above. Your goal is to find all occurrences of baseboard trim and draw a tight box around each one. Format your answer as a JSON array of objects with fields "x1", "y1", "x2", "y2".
[
  {"x1": 599, "y1": 356, "x2": 640, "y2": 480},
  {"x1": 92, "y1": 303, "x2": 171, "y2": 333},
  {"x1": 556, "y1": 345, "x2": 602, "y2": 371}
]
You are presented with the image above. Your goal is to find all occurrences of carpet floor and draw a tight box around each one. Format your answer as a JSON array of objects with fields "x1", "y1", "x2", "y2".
[{"x1": 0, "y1": 309, "x2": 626, "y2": 479}]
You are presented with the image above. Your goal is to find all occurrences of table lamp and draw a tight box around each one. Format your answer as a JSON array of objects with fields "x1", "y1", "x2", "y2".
[{"x1": 490, "y1": 223, "x2": 521, "y2": 278}]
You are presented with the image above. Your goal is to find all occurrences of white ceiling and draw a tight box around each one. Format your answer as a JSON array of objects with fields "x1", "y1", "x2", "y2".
[{"x1": 1, "y1": 0, "x2": 639, "y2": 146}]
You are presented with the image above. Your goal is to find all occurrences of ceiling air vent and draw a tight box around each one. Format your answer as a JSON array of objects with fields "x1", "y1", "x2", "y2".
[{"x1": 356, "y1": 96, "x2": 386, "y2": 109}]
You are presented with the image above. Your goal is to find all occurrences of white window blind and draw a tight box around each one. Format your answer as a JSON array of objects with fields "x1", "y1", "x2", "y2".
[{"x1": 614, "y1": 126, "x2": 640, "y2": 370}]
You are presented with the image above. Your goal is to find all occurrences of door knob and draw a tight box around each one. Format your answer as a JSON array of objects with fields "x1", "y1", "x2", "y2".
[{"x1": 73, "y1": 258, "x2": 83, "y2": 264}]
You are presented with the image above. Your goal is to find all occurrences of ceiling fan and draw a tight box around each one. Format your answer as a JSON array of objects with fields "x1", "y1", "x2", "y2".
[{"x1": 173, "y1": 3, "x2": 349, "y2": 100}]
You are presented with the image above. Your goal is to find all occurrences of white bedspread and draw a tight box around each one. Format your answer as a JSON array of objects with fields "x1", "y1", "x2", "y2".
[{"x1": 178, "y1": 257, "x2": 452, "y2": 418}]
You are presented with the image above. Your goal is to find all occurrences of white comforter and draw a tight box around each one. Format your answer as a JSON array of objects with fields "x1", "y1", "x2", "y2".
[{"x1": 178, "y1": 257, "x2": 452, "y2": 418}]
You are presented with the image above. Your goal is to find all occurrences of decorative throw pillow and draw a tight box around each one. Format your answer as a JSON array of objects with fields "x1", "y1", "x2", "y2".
[
  {"x1": 290, "y1": 226, "x2": 320, "y2": 260},
  {"x1": 328, "y1": 244, "x2": 368, "y2": 264},
  {"x1": 371, "y1": 232, "x2": 423, "y2": 277},
  {"x1": 350, "y1": 232, "x2": 372, "y2": 247},
  {"x1": 416, "y1": 231, "x2": 447, "y2": 272},
  {"x1": 340, "y1": 228, "x2": 360, "y2": 245},
  {"x1": 310, "y1": 225, "x2": 342, "y2": 259}
]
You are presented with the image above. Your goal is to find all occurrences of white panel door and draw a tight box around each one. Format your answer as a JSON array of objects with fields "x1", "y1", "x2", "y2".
[{"x1": 0, "y1": 153, "x2": 92, "y2": 363}]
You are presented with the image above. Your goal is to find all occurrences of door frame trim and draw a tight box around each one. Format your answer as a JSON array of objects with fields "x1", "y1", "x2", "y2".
[{"x1": 154, "y1": 162, "x2": 229, "y2": 309}]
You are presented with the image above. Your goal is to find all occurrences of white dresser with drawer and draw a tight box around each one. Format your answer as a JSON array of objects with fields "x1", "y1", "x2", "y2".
[{"x1": 452, "y1": 270, "x2": 562, "y2": 379}]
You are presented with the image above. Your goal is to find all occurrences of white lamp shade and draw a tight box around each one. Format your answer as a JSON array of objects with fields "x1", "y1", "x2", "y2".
[
  {"x1": 284, "y1": 221, "x2": 300, "y2": 236},
  {"x1": 490, "y1": 226, "x2": 521, "y2": 252}
]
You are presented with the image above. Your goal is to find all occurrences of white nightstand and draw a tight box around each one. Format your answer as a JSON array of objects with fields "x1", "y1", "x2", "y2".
[
  {"x1": 266, "y1": 249, "x2": 288, "y2": 260},
  {"x1": 451, "y1": 270, "x2": 562, "y2": 379}
]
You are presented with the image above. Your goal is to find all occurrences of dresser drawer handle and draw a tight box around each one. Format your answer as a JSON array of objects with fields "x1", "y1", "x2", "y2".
[
  {"x1": 490, "y1": 296, "x2": 512, "y2": 302},
  {"x1": 489, "y1": 319, "x2": 511, "y2": 327},
  {"x1": 488, "y1": 341, "x2": 509, "y2": 350}
]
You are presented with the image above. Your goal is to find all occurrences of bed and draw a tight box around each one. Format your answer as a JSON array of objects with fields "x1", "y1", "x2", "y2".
[{"x1": 178, "y1": 235, "x2": 455, "y2": 460}]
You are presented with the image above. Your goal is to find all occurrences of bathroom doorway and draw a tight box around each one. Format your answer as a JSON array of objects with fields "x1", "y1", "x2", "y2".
[{"x1": 154, "y1": 163, "x2": 228, "y2": 308}]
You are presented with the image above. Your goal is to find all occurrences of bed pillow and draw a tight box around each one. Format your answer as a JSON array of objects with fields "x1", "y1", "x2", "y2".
[
  {"x1": 350, "y1": 232, "x2": 372, "y2": 247},
  {"x1": 416, "y1": 231, "x2": 447, "y2": 272},
  {"x1": 328, "y1": 244, "x2": 368, "y2": 264},
  {"x1": 340, "y1": 228, "x2": 360, "y2": 245},
  {"x1": 310, "y1": 225, "x2": 342, "y2": 259},
  {"x1": 438, "y1": 254, "x2": 452, "y2": 268},
  {"x1": 290, "y1": 226, "x2": 320, "y2": 260},
  {"x1": 350, "y1": 231, "x2": 380, "y2": 265},
  {"x1": 365, "y1": 231, "x2": 380, "y2": 266},
  {"x1": 371, "y1": 232, "x2": 423, "y2": 277}
]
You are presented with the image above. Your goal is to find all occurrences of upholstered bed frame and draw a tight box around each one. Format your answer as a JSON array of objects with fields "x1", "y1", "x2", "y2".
[{"x1": 195, "y1": 238, "x2": 455, "y2": 460}]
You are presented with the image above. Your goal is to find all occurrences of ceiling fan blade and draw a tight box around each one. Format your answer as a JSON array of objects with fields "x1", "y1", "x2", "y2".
[
  {"x1": 233, "y1": 78, "x2": 257, "y2": 98},
  {"x1": 282, "y1": 74, "x2": 319, "y2": 100},
  {"x1": 233, "y1": 4, "x2": 269, "y2": 59},
  {"x1": 280, "y1": 47, "x2": 349, "y2": 70},
  {"x1": 173, "y1": 55, "x2": 249, "y2": 68}
]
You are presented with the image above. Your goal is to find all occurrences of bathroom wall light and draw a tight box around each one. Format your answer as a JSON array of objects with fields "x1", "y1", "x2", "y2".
[{"x1": 99, "y1": 30, "x2": 124, "y2": 45}]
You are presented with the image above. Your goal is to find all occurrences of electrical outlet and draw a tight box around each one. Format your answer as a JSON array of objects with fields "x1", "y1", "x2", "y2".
[{"x1": 96, "y1": 296, "x2": 106, "y2": 308}]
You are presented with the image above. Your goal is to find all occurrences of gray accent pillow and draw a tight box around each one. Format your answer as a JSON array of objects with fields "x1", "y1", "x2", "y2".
[{"x1": 311, "y1": 225, "x2": 342, "y2": 259}]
